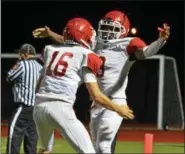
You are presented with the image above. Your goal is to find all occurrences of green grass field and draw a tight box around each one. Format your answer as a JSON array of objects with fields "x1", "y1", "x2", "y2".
[{"x1": 1, "y1": 137, "x2": 184, "y2": 153}]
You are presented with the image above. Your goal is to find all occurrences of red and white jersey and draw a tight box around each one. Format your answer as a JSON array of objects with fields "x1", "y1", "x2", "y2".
[
  {"x1": 36, "y1": 44, "x2": 102, "y2": 104},
  {"x1": 95, "y1": 37, "x2": 146, "y2": 100}
]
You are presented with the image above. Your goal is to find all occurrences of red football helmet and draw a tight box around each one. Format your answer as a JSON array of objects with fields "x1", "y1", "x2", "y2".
[
  {"x1": 98, "y1": 10, "x2": 130, "y2": 41},
  {"x1": 63, "y1": 18, "x2": 96, "y2": 49}
]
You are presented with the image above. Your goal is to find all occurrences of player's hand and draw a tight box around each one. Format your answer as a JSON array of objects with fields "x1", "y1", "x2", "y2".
[
  {"x1": 32, "y1": 26, "x2": 51, "y2": 38},
  {"x1": 158, "y1": 23, "x2": 170, "y2": 41},
  {"x1": 117, "y1": 104, "x2": 134, "y2": 119}
]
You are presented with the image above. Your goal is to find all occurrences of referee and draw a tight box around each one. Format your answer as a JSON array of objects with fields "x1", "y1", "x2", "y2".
[{"x1": 6, "y1": 43, "x2": 42, "y2": 154}]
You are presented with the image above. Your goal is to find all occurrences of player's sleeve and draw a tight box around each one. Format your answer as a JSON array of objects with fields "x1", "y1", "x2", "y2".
[
  {"x1": 126, "y1": 37, "x2": 166, "y2": 60},
  {"x1": 126, "y1": 37, "x2": 147, "y2": 60},
  {"x1": 141, "y1": 38, "x2": 166, "y2": 58},
  {"x1": 7, "y1": 61, "x2": 24, "y2": 82},
  {"x1": 84, "y1": 53, "x2": 103, "y2": 74},
  {"x1": 82, "y1": 67, "x2": 97, "y2": 83}
]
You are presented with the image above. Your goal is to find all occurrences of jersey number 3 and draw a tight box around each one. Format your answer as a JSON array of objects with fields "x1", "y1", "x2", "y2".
[
  {"x1": 97, "y1": 56, "x2": 106, "y2": 77},
  {"x1": 47, "y1": 51, "x2": 73, "y2": 77}
]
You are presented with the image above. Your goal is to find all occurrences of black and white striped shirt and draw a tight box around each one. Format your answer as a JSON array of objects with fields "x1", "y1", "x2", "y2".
[{"x1": 7, "y1": 58, "x2": 42, "y2": 106}]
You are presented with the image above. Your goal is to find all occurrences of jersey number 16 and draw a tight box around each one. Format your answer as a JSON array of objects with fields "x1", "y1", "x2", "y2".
[{"x1": 47, "y1": 51, "x2": 73, "y2": 77}]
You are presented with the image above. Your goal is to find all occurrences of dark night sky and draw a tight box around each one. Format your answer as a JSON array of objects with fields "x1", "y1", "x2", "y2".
[
  {"x1": 2, "y1": 0, "x2": 184, "y2": 93},
  {"x1": 1, "y1": 1, "x2": 184, "y2": 121}
]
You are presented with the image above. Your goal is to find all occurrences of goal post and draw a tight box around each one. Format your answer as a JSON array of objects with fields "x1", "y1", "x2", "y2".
[
  {"x1": 1, "y1": 53, "x2": 41, "y2": 58},
  {"x1": 147, "y1": 55, "x2": 184, "y2": 130}
]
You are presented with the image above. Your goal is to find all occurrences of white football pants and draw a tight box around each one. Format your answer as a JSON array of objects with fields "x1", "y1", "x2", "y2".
[
  {"x1": 90, "y1": 98, "x2": 127, "y2": 153},
  {"x1": 33, "y1": 101, "x2": 95, "y2": 153}
]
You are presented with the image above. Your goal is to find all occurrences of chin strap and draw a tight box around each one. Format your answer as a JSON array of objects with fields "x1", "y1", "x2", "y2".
[{"x1": 80, "y1": 39, "x2": 91, "y2": 49}]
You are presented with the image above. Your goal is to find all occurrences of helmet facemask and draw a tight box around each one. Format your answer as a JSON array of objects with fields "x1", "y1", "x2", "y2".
[{"x1": 98, "y1": 18, "x2": 126, "y2": 41}]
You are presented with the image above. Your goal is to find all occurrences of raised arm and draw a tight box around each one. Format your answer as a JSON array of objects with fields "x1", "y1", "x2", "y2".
[
  {"x1": 32, "y1": 26, "x2": 64, "y2": 44},
  {"x1": 127, "y1": 23, "x2": 170, "y2": 60}
]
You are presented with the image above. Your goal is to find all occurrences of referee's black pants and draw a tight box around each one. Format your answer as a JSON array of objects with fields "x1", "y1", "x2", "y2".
[{"x1": 6, "y1": 103, "x2": 38, "y2": 154}]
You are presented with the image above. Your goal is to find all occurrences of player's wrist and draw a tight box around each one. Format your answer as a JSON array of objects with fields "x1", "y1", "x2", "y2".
[
  {"x1": 113, "y1": 103, "x2": 121, "y2": 113},
  {"x1": 46, "y1": 27, "x2": 54, "y2": 38},
  {"x1": 158, "y1": 36, "x2": 167, "y2": 42},
  {"x1": 48, "y1": 29, "x2": 53, "y2": 38},
  {"x1": 158, "y1": 37, "x2": 167, "y2": 45}
]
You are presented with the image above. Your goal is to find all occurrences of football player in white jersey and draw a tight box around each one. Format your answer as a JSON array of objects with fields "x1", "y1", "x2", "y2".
[
  {"x1": 33, "y1": 17, "x2": 134, "y2": 154},
  {"x1": 90, "y1": 11, "x2": 169, "y2": 153},
  {"x1": 33, "y1": 10, "x2": 170, "y2": 153}
]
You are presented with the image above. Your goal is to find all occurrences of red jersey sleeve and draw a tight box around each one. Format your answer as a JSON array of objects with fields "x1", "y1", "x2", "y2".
[
  {"x1": 87, "y1": 53, "x2": 102, "y2": 74},
  {"x1": 126, "y1": 37, "x2": 147, "y2": 55}
]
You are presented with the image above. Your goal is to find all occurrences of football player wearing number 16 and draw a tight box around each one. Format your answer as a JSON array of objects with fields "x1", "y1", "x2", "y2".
[
  {"x1": 33, "y1": 10, "x2": 170, "y2": 153},
  {"x1": 33, "y1": 17, "x2": 134, "y2": 154}
]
